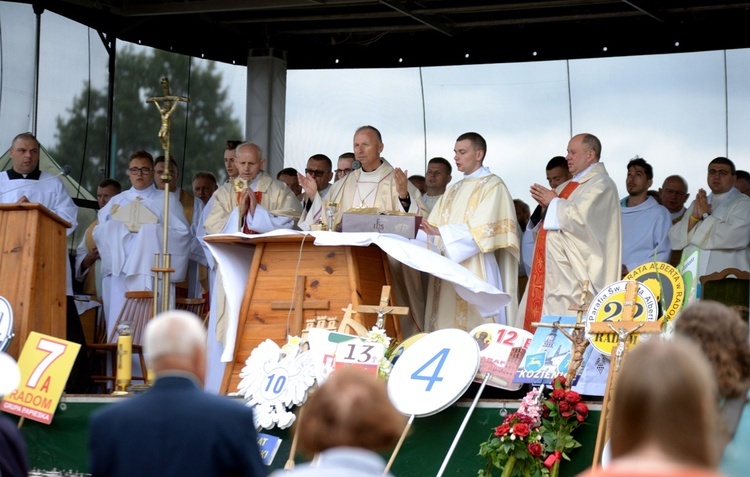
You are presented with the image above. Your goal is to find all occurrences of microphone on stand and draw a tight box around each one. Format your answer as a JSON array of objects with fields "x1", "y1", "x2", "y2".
[
  {"x1": 351, "y1": 160, "x2": 362, "y2": 171},
  {"x1": 0, "y1": 165, "x2": 73, "y2": 197}
]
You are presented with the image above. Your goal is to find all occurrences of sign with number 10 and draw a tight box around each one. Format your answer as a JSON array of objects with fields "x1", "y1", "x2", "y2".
[{"x1": 387, "y1": 329, "x2": 480, "y2": 417}]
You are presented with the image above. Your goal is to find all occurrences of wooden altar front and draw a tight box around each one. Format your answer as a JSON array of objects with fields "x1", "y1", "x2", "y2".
[{"x1": 205, "y1": 234, "x2": 401, "y2": 394}]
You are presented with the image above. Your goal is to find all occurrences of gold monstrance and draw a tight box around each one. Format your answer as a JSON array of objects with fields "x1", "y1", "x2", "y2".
[{"x1": 146, "y1": 77, "x2": 189, "y2": 315}]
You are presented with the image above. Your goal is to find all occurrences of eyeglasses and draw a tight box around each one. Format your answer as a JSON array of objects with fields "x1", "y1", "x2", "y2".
[
  {"x1": 305, "y1": 169, "x2": 329, "y2": 178},
  {"x1": 708, "y1": 169, "x2": 732, "y2": 177},
  {"x1": 128, "y1": 167, "x2": 153, "y2": 175},
  {"x1": 335, "y1": 168, "x2": 353, "y2": 175},
  {"x1": 662, "y1": 188, "x2": 687, "y2": 197}
]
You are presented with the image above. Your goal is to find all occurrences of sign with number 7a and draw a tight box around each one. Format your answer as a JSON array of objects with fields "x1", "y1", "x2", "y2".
[{"x1": 0, "y1": 332, "x2": 80, "y2": 425}]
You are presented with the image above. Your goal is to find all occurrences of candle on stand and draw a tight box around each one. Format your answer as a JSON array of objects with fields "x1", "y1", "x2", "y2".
[{"x1": 115, "y1": 330, "x2": 132, "y2": 394}]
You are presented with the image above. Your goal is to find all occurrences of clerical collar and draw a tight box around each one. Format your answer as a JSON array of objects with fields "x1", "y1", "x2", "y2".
[
  {"x1": 572, "y1": 163, "x2": 595, "y2": 181},
  {"x1": 7, "y1": 169, "x2": 42, "y2": 180},
  {"x1": 361, "y1": 160, "x2": 384, "y2": 174},
  {"x1": 464, "y1": 166, "x2": 491, "y2": 179}
]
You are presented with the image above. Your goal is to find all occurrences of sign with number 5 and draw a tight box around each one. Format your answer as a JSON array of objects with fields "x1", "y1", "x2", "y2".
[{"x1": 387, "y1": 329, "x2": 479, "y2": 417}]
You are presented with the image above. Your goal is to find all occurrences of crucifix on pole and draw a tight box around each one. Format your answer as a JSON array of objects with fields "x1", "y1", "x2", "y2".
[
  {"x1": 357, "y1": 286, "x2": 407, "y2": 340},
  {"x1": 145, "y1": 77, "x2": 189, "y2": 314},
  {"x1": 588, "y1": 280, "x2": 663, "y2": 467}
]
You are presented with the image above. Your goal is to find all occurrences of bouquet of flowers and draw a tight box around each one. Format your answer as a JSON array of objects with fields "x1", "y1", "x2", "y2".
[
  {"x1": 478, "y1": 389, "x2": 548, "y2": 477},
  {"x1": 539, "y1": 375, "x2": 589, "y2": 477},
  {"x1": 478, "y1": 376, "x2": 589, "y2": 477}
]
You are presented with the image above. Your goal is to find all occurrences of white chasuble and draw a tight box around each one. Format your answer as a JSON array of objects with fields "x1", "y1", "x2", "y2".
[
  {"x1": 424, "y1": 168, "x2": 519, "y2": 331},
  {"x1": 518, "y1": 162, "x2": 621, "y2": 329}
]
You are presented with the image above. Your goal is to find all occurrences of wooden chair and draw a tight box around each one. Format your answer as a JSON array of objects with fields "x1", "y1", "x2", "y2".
[
  {"x1": 699, "y1": 268, "x2": 750, "y2": 322},
  {"x1": 89, "y1": 291, "x2": 155, "y2": 389},
  {"x1": 176, "y1": 297, "x2": 207, "y2": 325}
]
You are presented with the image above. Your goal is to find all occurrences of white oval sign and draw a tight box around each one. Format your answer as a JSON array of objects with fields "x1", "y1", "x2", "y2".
[{"x1": 387, "y1": 328, "x2": 479, "y2": 417}]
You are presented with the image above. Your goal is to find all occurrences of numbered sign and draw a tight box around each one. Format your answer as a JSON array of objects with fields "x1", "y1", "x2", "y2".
[
  {"x1": 624, "y1": 261, "x2": 684, "y2": 321},
  {"x1": 387, "y1": 329, "x2": 480, "y2": 417},
  {"x1": 0, "y1": 332, "x2": 80, "y2": 425},
  {"x1": 585, "y1": 280, "x2": 659, "y2": 357},
  {"x1": 237, "y1": 339, "x2": 317, "y2": 430},
  {"x1": 307, "y1": 328, "x2": 385, "y2": 386},
  {"x1": 334, "y1": 340, "x2": 385, "y2": 376},
  {"x1": 469, "y1": 323, "x2": 533, "y2": 390}
]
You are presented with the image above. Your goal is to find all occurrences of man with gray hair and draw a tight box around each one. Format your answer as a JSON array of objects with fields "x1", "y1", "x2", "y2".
[
  {"x1": 88, "y1": 310, "x2": 266, "y2": 477},
  {"x1": 203, "y1": 141, "x2": 301, "y2": 235}
]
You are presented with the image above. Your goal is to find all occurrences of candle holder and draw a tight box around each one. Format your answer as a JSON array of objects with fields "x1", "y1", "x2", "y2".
[{"x1": 113, "y1": 322, "x2": 133, "y2": 395}]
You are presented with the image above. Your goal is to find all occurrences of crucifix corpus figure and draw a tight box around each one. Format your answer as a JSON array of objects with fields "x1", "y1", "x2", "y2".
[
  {"x1": 146, "y1": 77, "x2": 190, "y2": 158},
  {"x1": 608, "y1": 322, "x2": 644, "y2": 371}
]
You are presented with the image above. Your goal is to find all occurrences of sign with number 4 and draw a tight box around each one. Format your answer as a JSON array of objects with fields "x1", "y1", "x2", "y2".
[{"x1": 387, "y1": 329, "x2": 480, "y2": 417}]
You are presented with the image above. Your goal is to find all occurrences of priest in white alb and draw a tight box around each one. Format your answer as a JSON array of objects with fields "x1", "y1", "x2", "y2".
[
  {"x1": 297, "y1": 125, "x2": 428, "y2": 336},
  {"x1": 419, "y1": 132, "x2": 520, "y2": 330},
  {"x1": 200, "y1": 141, "x2": 302, "y2": 393},
  {"x1": 94, "y1": 150, "x2": 191, "y2": 337},
  {"x1": 669, "y1": 157, "x2": 750, "y2": 289}
]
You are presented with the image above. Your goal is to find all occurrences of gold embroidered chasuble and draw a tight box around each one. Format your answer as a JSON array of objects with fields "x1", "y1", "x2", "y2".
[{"x1": 425, "y1": 172, "x2": 520, "y2": 331}]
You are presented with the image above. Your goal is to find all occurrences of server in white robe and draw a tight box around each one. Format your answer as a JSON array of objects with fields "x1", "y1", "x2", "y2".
[
  {"x1": 93, "y1": 150, "x2": 191, "y2": 339},
  {"x1": 0, "y1": 132, "x2": 90, "y2": 392},
  {"x1": 620, "y1": 158, "x2": 672, "y2": 275}
]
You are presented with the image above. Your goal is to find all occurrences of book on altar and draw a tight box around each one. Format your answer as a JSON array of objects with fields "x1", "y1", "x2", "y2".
[
  {"x1": 111, "y1": 199, "x2": 158, "y2": 232},
  {"x1": 514, "y1": 315, "x2": 585, "y2": 386},
  {"x1": 342, "y1": 210, "x2": 422, "y2": 239}
]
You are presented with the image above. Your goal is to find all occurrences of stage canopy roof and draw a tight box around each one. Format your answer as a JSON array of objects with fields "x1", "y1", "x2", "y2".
[{"x1": 23, "y1": 0, "x2": 750, "y2": 69}]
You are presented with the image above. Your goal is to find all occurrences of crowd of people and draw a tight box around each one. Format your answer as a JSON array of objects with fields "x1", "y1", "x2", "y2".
[
  {"x1": 2, "y1": 127, "x2": 750, "y2": 476},
  {"x1": 4, "y1": 128, "x2": 750, "y2": 378}
]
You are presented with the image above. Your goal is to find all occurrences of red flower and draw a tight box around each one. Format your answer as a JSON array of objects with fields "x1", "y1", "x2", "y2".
[
  {"x1": 576, "y1": 413, "x2": 586, "y2": 422},
  {"x1": 528, "y1": 441, "x2": 544, "y2": 457},
  {"x1": 565, "y1": 390, "x2": 582, "y2": 404},
  {"x1": 558, "y1": 401, "x2": 570, "y2": 413},
  {"x1": 574, "y1": 402, "x2": 589, "y2": 417},
  {"x1": 553, "y1": 375, "x2": 566, "y2": 388},
  {"x1": 551, "y1": 388, "x2": 566, "y2": 401},
  {"x1": 495, "y1": 423, "x2": 510, "y2": 437},
  {"x1": 513, "y1": 423, "x2": 530, "y2": 438}
]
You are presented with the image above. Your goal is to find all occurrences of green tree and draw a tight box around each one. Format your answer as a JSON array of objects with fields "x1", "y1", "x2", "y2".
[{"x1": 50, "y1": 46, "x2": 243, "y2": 194}]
